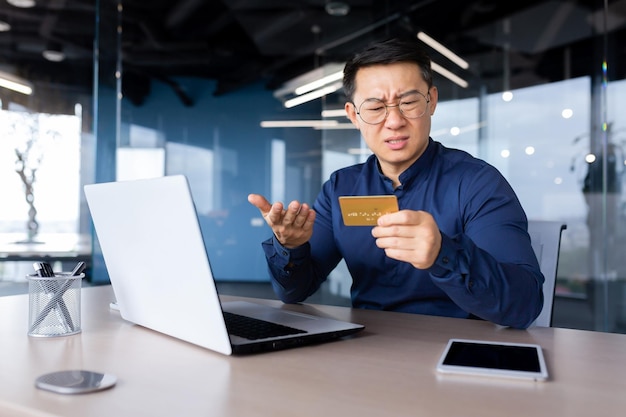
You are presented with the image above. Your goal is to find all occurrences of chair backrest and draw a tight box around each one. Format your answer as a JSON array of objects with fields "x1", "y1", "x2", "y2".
[{"x1": 527, "y1": 220, "x2": 567, "y2": 327}]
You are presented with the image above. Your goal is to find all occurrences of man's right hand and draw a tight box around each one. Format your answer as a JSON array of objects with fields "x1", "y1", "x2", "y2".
[{"x1": 247, "y1": 194, "x2": 316, "y2": 249}]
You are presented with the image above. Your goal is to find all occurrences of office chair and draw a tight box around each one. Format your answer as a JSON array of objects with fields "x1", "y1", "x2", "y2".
[{"x1": 527, "y1": 220, "x2": 567, "y2": 327}]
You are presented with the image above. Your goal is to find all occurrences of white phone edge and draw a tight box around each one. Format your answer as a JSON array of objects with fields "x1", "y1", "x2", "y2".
[{"x1": 435, "y1": 338, "x2": 549, "y2": 382}]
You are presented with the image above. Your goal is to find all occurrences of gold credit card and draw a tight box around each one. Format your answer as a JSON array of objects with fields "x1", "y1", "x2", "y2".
[{"x1": 338, "y1": 195, "x2": 399, "y2": 226}]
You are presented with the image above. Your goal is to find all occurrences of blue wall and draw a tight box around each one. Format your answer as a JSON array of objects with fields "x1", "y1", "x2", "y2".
[{"x1": 91, "y1": 77, "x2": 325, "y2": 283}]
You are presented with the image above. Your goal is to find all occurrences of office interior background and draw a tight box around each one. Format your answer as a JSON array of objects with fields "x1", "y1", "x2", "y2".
[{"x1": 1, "y1": 0, "x2": 625, "y2": 333}]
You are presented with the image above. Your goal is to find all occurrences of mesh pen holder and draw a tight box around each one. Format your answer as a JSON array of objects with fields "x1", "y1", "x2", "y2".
[{"x1": 27, "y1": 273, "x2": 84, "y2": 337}]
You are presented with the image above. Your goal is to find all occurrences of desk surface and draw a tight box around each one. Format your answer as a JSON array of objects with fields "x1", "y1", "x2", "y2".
[{"x1": 1, "y1": 286, "x2": 625, "y2": 417}]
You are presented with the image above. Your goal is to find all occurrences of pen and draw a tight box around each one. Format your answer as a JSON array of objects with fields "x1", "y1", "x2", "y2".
[
  {"x1": 31, "y1": 263, "x2": 71, "y2": 333},
  {"x1": 70, "y1": 261, "x2": 86, "y2": 276},
  {"x1": 29, "y1": 261, "x2": 84, "y2": 334},
  {"x1": 32, "y1": 262, "x2": 55, "y2": 278},
  {"x1": 32, "y1": 262, "x2": 47, "y2": 277}
]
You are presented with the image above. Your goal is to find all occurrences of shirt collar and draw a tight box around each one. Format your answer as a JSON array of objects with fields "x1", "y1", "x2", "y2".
[{"x1": 370, "y1": 138, "x2": 436, "y2": 190}]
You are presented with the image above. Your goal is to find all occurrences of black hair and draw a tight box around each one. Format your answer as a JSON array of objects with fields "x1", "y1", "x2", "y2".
[{"x1": 343, "y1": 38, "x2": 433, "y2": 101}]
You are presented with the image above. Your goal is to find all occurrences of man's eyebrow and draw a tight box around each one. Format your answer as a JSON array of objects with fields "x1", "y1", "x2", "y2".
[
  {"x1": 398, "y1": 89, "x2": 421, "y2": 98},
  {"x1": 362, "y1": 89, "x2": 424, "y2": 101}
]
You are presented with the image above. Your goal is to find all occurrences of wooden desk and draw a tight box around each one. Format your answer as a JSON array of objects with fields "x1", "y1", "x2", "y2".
[{"x1": 1, "y1": 286, "x2": 625, "y2": 417}]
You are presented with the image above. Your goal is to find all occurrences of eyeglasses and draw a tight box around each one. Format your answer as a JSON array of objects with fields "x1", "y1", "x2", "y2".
[{"x1": 353, "y1": 91, "x2": 430, "y2": 125}]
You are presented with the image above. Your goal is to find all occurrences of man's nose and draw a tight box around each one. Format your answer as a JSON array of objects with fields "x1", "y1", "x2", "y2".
[{"x1": 384, "y1": 104, "x2": 405, "y2": 125}]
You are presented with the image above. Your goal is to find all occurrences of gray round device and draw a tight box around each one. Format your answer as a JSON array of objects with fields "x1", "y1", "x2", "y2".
[{"x1": 35, "y1": 370, "x2": 117, "y2": 394}]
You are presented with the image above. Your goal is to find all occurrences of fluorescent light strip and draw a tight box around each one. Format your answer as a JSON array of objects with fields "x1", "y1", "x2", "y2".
[
  {"x1": 260, "y1": 120, "x2": 340, "y2": 128},
  {"x1": 0, "y1": 71, "x2": 33, "y2": 95},
  {"x1": 294, "y1": 70, "x2": 344, "y2": 95},
  {"x1": 418, "y1": 32, "x2": 469, "y2": 70},
  {"x1": 313, "y1": 123, "x2": 356, "y2": 130},
  {"x1": 284, "y1": 82, "x2": 343, "y2": 108},
  {"x1": 274, "y1": 62, "x2": 345, "y2": 98},
  {"x1": 431, "y1": 61, "x2": 468, "y2": 88},
  {"x1": 7, "y1": 0, "x2": 36, "y2": 7},
  {"x1": 321, "y1": 108, "x2": 347, "y2": 118}
]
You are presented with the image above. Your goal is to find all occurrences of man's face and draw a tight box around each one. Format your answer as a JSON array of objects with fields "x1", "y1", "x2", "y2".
[{"x1": 345, "y1": 62, "x2": 438, "y2": 177}]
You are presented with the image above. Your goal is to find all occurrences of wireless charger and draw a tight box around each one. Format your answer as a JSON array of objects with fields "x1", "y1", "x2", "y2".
[{"x1": 35, "y1": 370, "x2": 117, "y2": 394}]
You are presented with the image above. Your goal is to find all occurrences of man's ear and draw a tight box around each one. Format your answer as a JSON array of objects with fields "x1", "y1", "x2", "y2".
[
  {"x1": 428, "y1": 86, "x2": 438, "y2": 116},
  {"x1": 345, "y1": 102, "x2": 359, "y2": 128}
]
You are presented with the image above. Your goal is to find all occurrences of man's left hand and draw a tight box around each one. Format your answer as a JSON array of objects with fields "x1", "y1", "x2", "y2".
[{"x1": 372, "y1": 210, "x2": 442, "y2": 269}]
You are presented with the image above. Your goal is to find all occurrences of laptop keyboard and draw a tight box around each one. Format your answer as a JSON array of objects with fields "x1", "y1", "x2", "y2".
[{"x1": 223, "y1": 312, "x2": 307, "y2": 340}]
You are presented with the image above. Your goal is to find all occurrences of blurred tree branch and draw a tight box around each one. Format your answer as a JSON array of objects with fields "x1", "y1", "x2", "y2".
[{"x1": 5, "y1": 111, "x2": 58, "y2": 242}]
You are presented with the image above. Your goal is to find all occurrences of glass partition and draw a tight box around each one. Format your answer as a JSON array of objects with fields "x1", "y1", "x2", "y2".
[
  {"x1": 2, "y1": 1, "x2": 622, "y2": 333},
  {"x1": 89, "y1": 1, "x2": 625, "y2": 332},
  {"x1": 0, "y1": 76, "x2": 93, "y2": 284}
]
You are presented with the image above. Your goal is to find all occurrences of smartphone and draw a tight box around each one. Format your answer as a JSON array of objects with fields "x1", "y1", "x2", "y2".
[
  {"x1": 338, "y1": 195, "x2": 399, "y2": 226},
  {"x1": 436, "y1": 338, "x2": 549, "y2": 381}
]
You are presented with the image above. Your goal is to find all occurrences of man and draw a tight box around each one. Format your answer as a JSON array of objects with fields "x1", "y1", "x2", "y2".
[{"x1": 248, "y1": 38, "x2": 543, "y2": 329}]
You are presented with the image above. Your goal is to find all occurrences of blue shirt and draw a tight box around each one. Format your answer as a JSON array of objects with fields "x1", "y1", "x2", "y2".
[{"x1": 261, "y1": 139, "x2": 544, "y2": 329}]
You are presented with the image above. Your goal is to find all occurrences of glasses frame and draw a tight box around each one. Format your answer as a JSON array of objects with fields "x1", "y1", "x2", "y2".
[{"x1": 353, "y1": 90, "x2": 431, "y2": 125}]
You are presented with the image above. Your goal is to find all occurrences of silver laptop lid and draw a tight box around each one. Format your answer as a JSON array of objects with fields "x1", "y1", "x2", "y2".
[{"x1": 85, "y1": 175, "x2": 233, "y2": 355}]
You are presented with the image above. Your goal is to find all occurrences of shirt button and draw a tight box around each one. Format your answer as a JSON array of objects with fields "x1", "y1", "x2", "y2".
[
  {"x1": 442, "y1": 256, "x2": 449, "y2": 264},
  {"x1": 282, "y1": 250, "x2": 288, "y2": 256}
]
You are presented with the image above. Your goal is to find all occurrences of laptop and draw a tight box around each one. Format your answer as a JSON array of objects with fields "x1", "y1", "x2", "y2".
[{"x1": 84, "y1": 175, "x2": 364, "y2": 355}]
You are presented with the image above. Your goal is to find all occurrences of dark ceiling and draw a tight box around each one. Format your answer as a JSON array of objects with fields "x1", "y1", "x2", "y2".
[{"x1": 1, "y1": 0, "x2": 625, "y2": 107}]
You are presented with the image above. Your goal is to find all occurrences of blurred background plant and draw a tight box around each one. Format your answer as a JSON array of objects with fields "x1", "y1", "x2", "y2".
[{"x1": 3, "y1": 111, "x2": 59, "y2": 243}]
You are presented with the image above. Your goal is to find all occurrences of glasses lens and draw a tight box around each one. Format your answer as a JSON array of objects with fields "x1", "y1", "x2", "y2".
[
  {"x1": 357, "y1": 93, "x2": 429, "y2": 124},
  {"x1": 358, "y1": 99, "x2": 387, "y2": 124},
  {"x1": 399, "y1": 93, "x2": 428, "y2": 119}
]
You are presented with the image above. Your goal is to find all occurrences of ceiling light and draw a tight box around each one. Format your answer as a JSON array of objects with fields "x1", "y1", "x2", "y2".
[
  {"x1": 7, "y1": 0, "x2": 36, "y2": 8},
  {"x1": 325, "y1": 2, "x2": 350, "y2": 17},
  {"x1": 260, "y1": 120, "x2": 340, "y2": 128},
  {"x1": 43, "y1": 50, "x2": 65, "y2": 62},
  {"x1": 274, "y1": 62, "x2": 344, "y2": 99},
  {"x1": 0, "y1": 70, "x2": 33, "y2": 95},
  {"x1": 321, "y1": 108, "x2": 347, "y2": 118},
  {"x1": 284, "y1": 82, "x2": 343, "y2": 108},
  {"x1": 417, "y1": 32, "x2": 469, "y2": 70},
  {"x1": 260, "y1": 119, "x2": 354, "y2": 130},
  {"x1": 314, "y1": 123, "x2": 356, "y2": 130},
  {"x1": 431, "y1": 61, "x2": 468, "y2": 88},
  {"x1": 42, "y1": 43, "x2": 65, "y2": 62},
  {"x1": 0, "y1": 21, "x2": 11, "y2": 32},
  {"x1": 295, "y1": 70, "x2": 343, "y2": 95},
  {"x1": 273, "y1": 63, "x2": 345, "y2": 108}
]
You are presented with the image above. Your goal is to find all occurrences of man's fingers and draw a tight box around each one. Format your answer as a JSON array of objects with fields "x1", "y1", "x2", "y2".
[
  {"x1": 293, "y1": 204, "x2": 315, "y2": 229},
  {"x1": 377, "y1": 209, "x2": 427, "y2": 227},
  {"x1": 289, "y1": 202, "x2": 314, "y2": 226},
  {"x1": 281, "y1": 201, "x2": 300, "y2": 224},
  {"x1": 266, "y1": 202, "x2": 287, "y2": 224},
  {"x1": 248, "y1": 194, "x2": 316, "y2": 247},
  {"x1": 247, "y1": 193, "x2": 272, "y2": 214},
  {"x1": 302, "y1": 210, "x2": 316, "y2": 229},
  {"x1": 248, "y1": 194, "x2": 287, "y2": 226}
]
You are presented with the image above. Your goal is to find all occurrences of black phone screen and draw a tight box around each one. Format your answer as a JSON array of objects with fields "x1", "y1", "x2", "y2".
[{"x1": 442, "y1": 341, "x2": 541, "y2": 372}]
